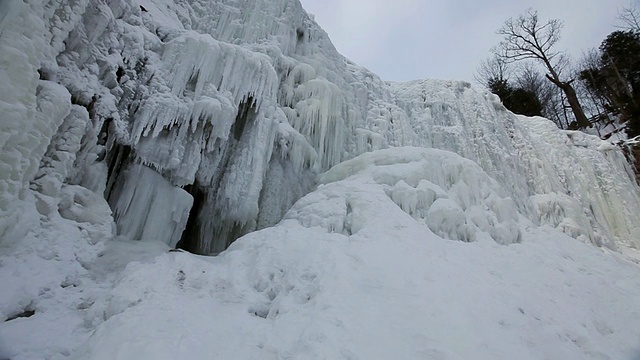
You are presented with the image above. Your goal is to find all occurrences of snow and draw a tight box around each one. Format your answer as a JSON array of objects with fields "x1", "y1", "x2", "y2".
[
  {"x1": 73, "y1": 229, "x2": 640, "y2": 360},
  {"x1": 4, "y1": 160, "x2": 640, "y2": 359},
  {"x1": 316, "y1": 147, "x2": 521, "y2": 244},
  {"x1": 2, "y1": 0, "x2": 640, "y2": 358}
]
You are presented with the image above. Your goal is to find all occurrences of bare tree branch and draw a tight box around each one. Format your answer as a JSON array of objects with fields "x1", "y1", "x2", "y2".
[
  {"x1": 617, "y1": 3, "x2": 640, "y2": 31},
  {"x1": 494, "y1": 9, "x2": 590, "y2": 128},
  {"x1": 474, "y1": 55, "x2": 510, "y2": 86}
]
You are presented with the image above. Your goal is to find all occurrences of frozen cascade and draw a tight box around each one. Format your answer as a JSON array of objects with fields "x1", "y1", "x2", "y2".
[
  {"x1": 1, "y1": 0, "x2": 639, "y2": 256},
  {"x1": 390, "y1": 80, "x2": 640, "y2": 248},
  {"x1": 313, "y1": 147, "x2": 521, "y2": 244},
  {"x1": 390, "y1": 80, "x2": 534, "y2": 213},
  {"x1": 518, "y1": 117, "x2": 640, "y2": 248},
  {"x1": 3, "y1": 1, "x2": 640, "y2": 358},
  {"x1": 32, "y1": 105, "x2": 89, "y2": 198},
  {"x1": 0, "y1": 0, "x2": 377, "y2": 253}
]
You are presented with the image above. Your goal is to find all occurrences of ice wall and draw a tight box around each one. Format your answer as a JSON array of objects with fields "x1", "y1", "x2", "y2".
[
  {"x1": 0, "y1": 0, "x2": 393, "y2": 252},
  {"x1": 518, "y1": 118, "x2": 640, "y2": 248},
  {"x1": 1, "y1": 0, "x2": 639, "y2": 253},
  {"x1": 309, "y1": 147, "x2": 522, "y2": 245},
  {"x1": 390, "y1": 80, "x2": 640, "y2": 248}
]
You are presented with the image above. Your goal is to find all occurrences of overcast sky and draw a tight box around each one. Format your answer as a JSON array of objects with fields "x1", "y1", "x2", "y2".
[{"x1": 299, "y1": 0, "x2": 637, "y2": 83}]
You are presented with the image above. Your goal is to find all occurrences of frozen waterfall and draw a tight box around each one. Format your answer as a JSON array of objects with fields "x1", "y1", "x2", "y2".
[
  {"x1": 3, "y1": 0, "x2": 640, "y2": 359},
  {"x1": 1, "y1": 0, "x2": 639, "y2": 255}
]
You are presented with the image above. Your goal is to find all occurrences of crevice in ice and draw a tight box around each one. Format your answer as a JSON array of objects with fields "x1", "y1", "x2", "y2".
[
  {"x1": 296, "y1": 28, "x2": 305, "y2": 43},
  {"x1": 295, "y1": 27, "x2": 307, "y2": 55},
  {"x1": 97, "y1": 117, "x2": 112, "y2": 147},
  {"x1": 344, "y1": 201, "x2": 353, "y2": 236},
  {"x1": 70, "y1": 93, "x2": 97, "y2": 114},
  {"x1": 115, "y1": 67, "x2": 125, "y2": 83},
  {"x1": 105, "y1": 144, "x2": 133, "y2": 202},
  {"x1": 176, "y1": 182, "x2": 206, "y2": 252},
  {"x1": 233, "y1": 96, "x2": 257, "y2": 140},
  {"x1": 37, "y1": 68, "x2": 48, "y2": 81}
]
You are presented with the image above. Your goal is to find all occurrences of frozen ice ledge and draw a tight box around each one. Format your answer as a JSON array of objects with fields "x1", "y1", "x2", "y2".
[{"x1": 1, "y1": 0, "x2": 639, "y2": 253}]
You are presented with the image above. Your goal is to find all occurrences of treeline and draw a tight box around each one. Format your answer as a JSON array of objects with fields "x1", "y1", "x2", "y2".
[{"x1": 477, "y1": 6, "x2": 640, "y2": 139}]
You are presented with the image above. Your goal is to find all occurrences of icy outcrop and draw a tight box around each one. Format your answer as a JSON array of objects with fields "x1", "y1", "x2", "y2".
[
  {"x1": 0, "y1": 0, "x2": 378, "y2": 252},
  {"x1": 390, "y1": 80, "x2": 533, "y2": 213},
  {"x1": 111, "y1": 164, "x2": 192, "y2": 248},
  {"x1": 518, "y1": 117, "x2": 640, "y2": 248},
  {"x1": 390, "y1": 80, "x2": 640, "y2": 248},
  {"x1": 308, "y1": 147, "x2": 521, "y2": 245},
  {"x1": 1, "y1": 0, "x2": 639, "y2": 255}
]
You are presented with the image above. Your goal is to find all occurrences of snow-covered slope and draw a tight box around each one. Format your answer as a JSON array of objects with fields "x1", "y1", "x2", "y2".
[{"x1": 1, "y1": 0, "x2": 640, "y2": 359}]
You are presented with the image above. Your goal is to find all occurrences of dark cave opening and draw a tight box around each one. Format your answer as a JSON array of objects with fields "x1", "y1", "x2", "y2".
[
  {"x1": 232, "y1": 96, "x2": 256, "y2": 140},
  {"x1": 176, "y1": 182, "x2": 207, "y2": 253},
  {"x1": 176, "y1": 96, "x2": 259, "y2": 255},
  {"x1": 104, "y1": 143, "x2": 133, "y2": 203}
]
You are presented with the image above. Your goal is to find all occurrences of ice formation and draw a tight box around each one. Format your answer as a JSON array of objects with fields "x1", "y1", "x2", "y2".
[
  {"x1": 2, "y1": 0, "x2": 640, "y2": 254},
  {"x1": 2, "y1": 0, "x2": 640, "y2": 358},
  {"x1": 311, "y1": 147, "x2": 522, "y2": 245}
]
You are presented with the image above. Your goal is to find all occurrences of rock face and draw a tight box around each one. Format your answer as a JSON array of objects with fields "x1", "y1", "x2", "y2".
[{"x1": 1, "y1": 0, "x2": 639, "y2": 253}]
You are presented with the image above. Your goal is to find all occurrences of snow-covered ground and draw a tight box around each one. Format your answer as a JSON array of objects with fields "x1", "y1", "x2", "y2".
[
  {"x1": 2, "y1": 148, "x2": 640, "y2": 359},
  {"x1": 2, "y1": 0, "x2": 640, "y2": 358}
]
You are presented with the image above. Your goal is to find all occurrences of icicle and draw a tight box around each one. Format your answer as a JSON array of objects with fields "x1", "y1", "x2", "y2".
[
  {"x1": 161, "y1": 32, "x2": 279, "y2": 108},
  {"x1": 111, "y1": 164, "x2": 193, "y2": 247},
  {"x1": 287, "y1": 78, "x2": 347, "y2": 170}
]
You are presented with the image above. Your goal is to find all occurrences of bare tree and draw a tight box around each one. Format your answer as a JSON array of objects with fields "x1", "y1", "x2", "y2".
[
  {"x1": 617, "y1": 3, "x2": 640, "y2": 31},
  {"x1": 474, "y1": 55, "x2": 510, "y2": 86},
  {"x1": 514, "y1": 62, "x2": 558, "y2": 118},
  {"x1": 495, "y1": 9, "x2": 591, "y2": 129}
]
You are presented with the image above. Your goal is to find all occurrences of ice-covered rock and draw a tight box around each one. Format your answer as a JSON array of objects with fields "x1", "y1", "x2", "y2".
[
  {"x1": 1, "y1": 0, "x2": 640, "y2": 253},
  {"x1": 312, "y1": 147, "x2": 522, "y2": 245}
]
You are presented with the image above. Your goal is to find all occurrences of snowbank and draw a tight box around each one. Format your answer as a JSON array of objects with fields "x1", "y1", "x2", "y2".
[{"x1": 7, "y1": 154, "x2": 637, "y2": 360}]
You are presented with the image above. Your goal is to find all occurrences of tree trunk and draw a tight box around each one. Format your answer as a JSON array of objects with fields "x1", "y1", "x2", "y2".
[
  {"x1": 546, "y1": 74, "x2": 591, "y2": 129},
  {"x1": 561, "y1": 83, "x2": 591, "y2": 129}
]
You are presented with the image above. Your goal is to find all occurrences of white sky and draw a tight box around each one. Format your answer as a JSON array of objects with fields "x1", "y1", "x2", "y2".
[{"x1": 299, "y1": 0, "x2": 638, "y2": 83}]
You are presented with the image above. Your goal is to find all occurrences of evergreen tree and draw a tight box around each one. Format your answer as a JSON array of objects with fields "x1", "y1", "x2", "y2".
[
  {"x1": 580, "y1": 30, "x2": 640, "y2": 137},
  {"x1": 488, "y1": 78, "x2": 543, "y2": 117}
]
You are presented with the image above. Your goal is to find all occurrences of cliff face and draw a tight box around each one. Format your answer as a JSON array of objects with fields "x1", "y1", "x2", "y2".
[
  {"x1": 0, "y1": 0, "x2": 374, "y2": 253},
  {"x1": 1, "y1": 0, "x2": 639, "y2": 254}
]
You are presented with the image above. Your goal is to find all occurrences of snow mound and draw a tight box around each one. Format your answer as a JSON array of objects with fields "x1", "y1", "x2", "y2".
[
  {"x1": 63, "y1": 167, "x2": 640, "y2": 359},
  {"x1": 296, "y1": 147, "x2": 522, "y2": 245}
]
